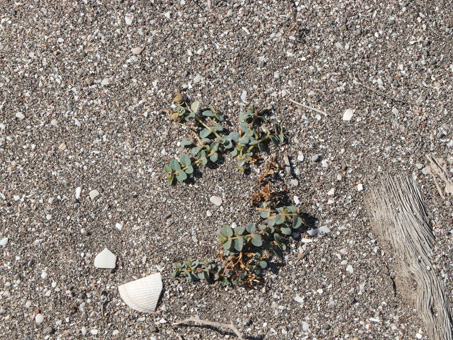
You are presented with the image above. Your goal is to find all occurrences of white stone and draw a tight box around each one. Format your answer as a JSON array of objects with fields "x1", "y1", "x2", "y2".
[
  {"x1": 113, "y1": 330, "x2": 119, "y2": 336},
  {"x1": 115, "y1": 223, "x2": 122, "y2": 231},
  {"x1": 210, "y1": 196, "x2": 222, "y2": 206},
  {"x1": 125, "y1": 15, "x2": 133, "y2": 25},
  {"x1": 41, "y1": 271, "x2": 48, "y2": 279},
  {"x1": 342, "y1": 109, "x2": 355, "y2": 121},
  {"x1": 206, "y1": 210, "x2": 212, "y2": 217},
  {"x1": 0, "y1": 237, "x2": 8, "y2": 247},
  {"x1": 50, "y1": 119, "x2": 58, "y2": 126},
  {"x1": 89, "y1": 190, "x2": 100, "y2": 200},
  {"x1": 91, "y1": 330, "x2": 99, "y2": 335},
  {"x1": 297, "y1": 152, "x2": 304, "y2": 162},
  {"x1": 0, "y1": 123, "x2": 5, "y2": 130},
  {"x1": 357, "y1": 183, "x2": 364, "y2": 191},
  {"x1": 294, "y1": 295, "x2": 304, "y2": 303},
  {"x1": 132, "y1": 47, "x2": 144, "y2": 55},
  {"x1": 327, "y1": 188, "x2": 335, "y2": 196},
  {"x1": 240, "y1": 90, "x2": 247, "y2": 102},
  {"x1": 35, "y1": 314, "x2": 44, "y2": 324},
  {"x1": 293, "y1": 196, "x2": 300, "y2": 205},
  {"x1": 193, "y1": 74, "x2": 201, "y2": 83},
  {"x1": 346, "y1": 265, "x2": 353, "y2": 273},
  {"x1": 81, "y1": 327, "x2": 87, "y2": 335},
  {"x1": 94, "y1": 248, "x2": 117, "y2": 269},
  {"x1": 302, "y1": 321, "x2": 309, "y2": 331},
  {"x1": 75, "y1": 187, "x2": 81, "y2": 200},
  {"x1": 16, "y1": 112, "x2": 25, "y2": 120},
  {"x1": 101, "y1": 78, "x2": 110, "y2": 86}
]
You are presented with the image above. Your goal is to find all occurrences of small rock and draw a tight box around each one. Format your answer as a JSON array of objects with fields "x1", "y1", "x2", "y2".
[
  {"x1": 323, "y1": 323, "x2": 331, "y2": 330},
  {"x1": 206, "y1": 210, "x2": 212, "y2": 217},
  {"x1": 50, "y1": 119, "x2": 58, "y2": 126},
  {"x1": 327, "y1": 188, "x2": 335, "y2": 196},
  {"x1": 113, "y1": 330, "x2": 119, "y2": 336},
  {"x1": 81, "y1": 327, "x2": 87, "y2": 335},
  {"x1": 16, "y1": 112, "x2": 25, "y2": 120},
  {"x1": 357, "y1": 183, "x2": 364, "y2": 191},
  {"x1": 132, "y1": 47, "x2": 144, "y2": 55},
  {"x1": 89, "y1": 190, "x2": 100, "y2": 200},
  {"x1": 290, "y1": 179, "x2": 299, "y2": 186},
  {"x1": 210, "y1": 196, "x2": 222, "y2": 206},
  {"x1": 58, "y1": 143, "x2": 66, "y2": 151},
  {"x1": 91, "y1": 329, "x2": 99, "y2": 335},
  {"x1": 294, "y1": 295, "x2": 304, "y2": 303},
  {"x1": 115, "y1": 222, "x2": 122, "y2": 231},
  {"x1": 311, "y1": 154, "x2": 322, "y2": 162},
  {"x1": 415, "y1": 163, "x2": 424, "y2": 170},
  {"x1": 346, "y1": 265, "x2": 353, "y2": 273},
  {"x1": 274, "y1": 71, "x2": 280, "y2": 79},
  {"x1": 125, "y1": 14, "x2": 133, "y2": 25},
  {"x1": 293, "y1": 196, "x2": 300, "y2": 205},
  {"x1": 297, "y1": 152, "x2": 304, "y2": 162},
  {"x1": 101, "y1": 78, "x2": 110, "y2": 86},
  {"x1": 94, "y1": 248, "x2": 117, "y2": 269},
  {"x1": 302, "y1": 321, "x2": 309, "y2": 331},
  {"x1": 258, "y1": 56, "x2": 266, "y2": 68},
  {"x1": 35, "y1": 313, "x2": 44, "y2": 324},
  {"x1": 242, "y1": 318, "x2": 252, "y2": 326},
  {"x1": 342, "y1": 109, "x2": 355, "y2": 121},
  {"x1": 0, "y1": 237, "x2": 8, "y2": 247},
  {"x1": 240, "y1": 90, "x2": 247, "y2": 102},
  {"x1": 43, "y1": 327, "x2": 54, "y2": 335},
  {"x1": 193, "y1": 74, "x2": 202, "y2": 83}
]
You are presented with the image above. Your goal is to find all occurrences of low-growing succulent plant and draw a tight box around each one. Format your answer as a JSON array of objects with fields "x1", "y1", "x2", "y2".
[
  {"x1": 167, "y1": 90, "x2": 305, "y2": 287},
  {"x1": 164, "y1": 90, "x2": 285, "y2": 182}
]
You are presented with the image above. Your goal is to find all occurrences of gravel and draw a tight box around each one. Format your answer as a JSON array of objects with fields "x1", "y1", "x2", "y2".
[{"x1": 0, "y1": 0, "x2": 452, "y2": 339}]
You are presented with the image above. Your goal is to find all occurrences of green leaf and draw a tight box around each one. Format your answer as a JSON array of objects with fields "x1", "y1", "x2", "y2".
[
  {"x1": 192, "y1": 146, "x2": 202, "y2": 155},
  {"x1": 214, "y1": 123, "x2": 223, "y2": 132},
  {"x1": 281, "y1": 227, "x2": 292, "y2": 235},
  {"x1": 223, "y1": 237, "x2": 232, "y2": 250},
  {"x1": 164, "y1": 165, "x2": 172, "y2": 174},
  {"x1": 167, "y1": 176, "x2": 174, "y2": 185},
  {"x1": 234, "y1": 226, "x2": 245, "y2": 235},
  {"x1": 181, "y1": 139, "x2": 193, "y2": 146},
  {"x1": 240, "y1": 136, "x2": 250, "y2": 145},
  {"x1": 221, "y1": 225, "x2": 233, "y2": 237},
  {"x1": 234, "y1": 238, "x2": 244, "y2": 252},
  {"x1": 229, "y1": 132, "x2": 239, "y2": 143},
  {"x1": 271, "y1": 135, "x2": 279, "y2": 146},
  {"x1": 252, "y1": 234, "x2": 262, "y2": 247},
  {"x1": 202, "y1": 110, "x2": 214, "y2": 117},
  {"x1": 268, "y1": 216, "x2": 276, "y2": 227},
  {"x1": 246, "y1": 224, "x2": 256, "y2": 233},
  {"x1": 260, "y1": 210, "x2": 270, "y2": 219},
  {"x1": 259, "y1": 260, "x2": 267, "y2": 269},
  {"x1": 185, "y1": 165, "x2": 194, "y2": 175},
  {"x1": 231, "y1": 148, "x2": 238, "y2": 157},
  {"x1": 275, "y1": 214, "x2": 285, "y2": 225},
  {"x1": 240, "y1": 122, "x2": 249, "y2": 131},
  {"x1": 191, "y1": 100, "x2": 200, "y2": 113},
  {"x1": 287, "y1": 205, "x2": 298, "y2": 213},
  {"x1": 170, "y1": 159, "x2": 181, "y2": 171},
  {"x1": 176, "y1": 170, "x2": 187, "y2": 181},
  {"x1": 217, "y1": 233, "x2": 227, "y2": 243},
  {"x1": 197, "y1": 271, "x2": 206, "y2": 280},
  {"x1": 180, "y1": 154, "x2": 191, "y2": 165},
  {"x1": 210, "y1": 153, "x2": 218, "y2": 162},
  {"x1": 202, "y1": 156, "x2": 208, "y2": 165},
  {"x1": 200, "y1": 128, "x2": 212, "y2": 138},
  {"x1": 292, "y1": 216, "x2": 303, "y2": 229},
  {"x1": 274, "y1": 233, "x2": 281, "y2": 242}
]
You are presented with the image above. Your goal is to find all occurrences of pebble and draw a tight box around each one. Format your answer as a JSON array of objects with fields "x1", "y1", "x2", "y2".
[
  {"x1": 91, "y1": 329, "x2": 99, "y2": 335},
  {"x1": 342, "y1": 109, "x2": 355, "y2": 121},
  {"x1": 125, "y1": 14, "x2": 133, "y2": 25},
  {"x1": 50, "y1": 119, "x2": 58, "y2": 126},
  {"x1": 242, "y1": 318, "x2": 252, "y2": 326},
  {"x1": 311, "y1": 154, "x2": 322, "y2": 162},
  {"x1": 297, "y1": 152, "x2": 304, "y2": 162},
  {"x1": 294, "y1": 295, "x2": 304, "y2": 303},
  {"x1": 101, "y1": 78, "x2": 110, "y2": 86},
  {"x1": 327, "y1": 188, "x2": 335, "y2": 196},
  {"x1": 415, "y1": 163, "x2": 424, "y2": 170},
  {"x1": 43, "y1": 327, "x2": 54, "y2": 335},
  {"x1": 346, "y1": 265, "x2": 353, "y2": 273},
  {"x1": 193, "y1": 74, "x2": 201, "y2": 83},
  {"x1": 113, "y1": 330, "x2": 119, "y2": 336},
  {"x1": 81, "y1": 327, "x2": 87, "y2": 335},
  {"x1": 323, "y1": 323, "x2": 331, "y2": 330},
  {"x1": 89, "y1": 190, "x2": 100, "y2": 200},
  {"x1": 35, "y1": 313, "x2": 44, "y2": 324},
  {"x1": 94, "y1": 248, "x2": 117, "y2": 269},
  {"x1": 293, "y1": 196, "x2": 300, "y2": 205},
  {"x1": 302, "y1": 321, "x2": 309, "y2": 331},
  {"x1": 290, "y1": 179, "x2": 299, "y2": 187},
  {"x1": 115, "y1": 223, "x2": 122, "y2": 231},
  {"x1": 132, "y1": 47, "x2": 144, "y2": 55},
  {"x1": 210, "y1": 196, "x2": 222, "y2": 206},
  {"x1": 16, "y1": 112, "x2": 25, "y2": 120},
  {"x1": 206, "y1": 210, "x2": 212, "y2": 217},
  {"x1": 0, "y1": 237, "x2": 8, "y2": 247},
  {"x1": 240, "y1": 90, "x2": 247, "y2": 102},
  {"x1": 357, "y1": 183, "x2": 364, "y2": 191}
]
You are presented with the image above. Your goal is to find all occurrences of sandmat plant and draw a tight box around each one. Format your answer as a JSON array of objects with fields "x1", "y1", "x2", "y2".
[{"x1": 165, "y1": 89, "x2": 304, "y2": 286}]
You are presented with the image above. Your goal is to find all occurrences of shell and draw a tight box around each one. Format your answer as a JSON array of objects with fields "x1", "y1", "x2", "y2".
[{"x1": 118, "y1": 273, "x2": 162, "y2": 313}]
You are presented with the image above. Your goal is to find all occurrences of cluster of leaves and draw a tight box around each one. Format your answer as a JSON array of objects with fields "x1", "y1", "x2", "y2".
[
  {"x1": 164, "y1": 90, "x2": 285, "y2": 184},
  {"x1": 174, "y1": 203, "x2": 304, "y2": 287}
]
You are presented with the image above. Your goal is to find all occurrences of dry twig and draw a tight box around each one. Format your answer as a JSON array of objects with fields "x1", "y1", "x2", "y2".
[
  {"x1": 173, "y1": 316, "x2": 245, "y2": 340},
  {"x1": 289, "y1": 98, "x2": 328, "y2": 116}
]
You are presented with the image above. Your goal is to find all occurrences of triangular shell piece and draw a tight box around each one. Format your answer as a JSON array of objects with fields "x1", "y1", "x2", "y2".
[
  {"x1": 94, "y1": 248, "x2": 117, "y2": 269},
  {"x1": 118, "y1": 273, "x2": 162, "y2": 313}
]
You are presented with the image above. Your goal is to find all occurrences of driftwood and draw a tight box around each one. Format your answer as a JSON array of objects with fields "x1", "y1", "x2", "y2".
[
  {"x1": 367, "y1": 175, "x2": 452, "y2": 340},
  {"x1": 424, "y1": 155, "x2": 453, "y2": 199}
]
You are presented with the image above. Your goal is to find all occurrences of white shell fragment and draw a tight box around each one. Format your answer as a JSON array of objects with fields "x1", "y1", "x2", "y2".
[
  {"x1": 210, "y1": 196, "x2": 222, "y2": 206},
  {"x1": 0, "y1": 237, "x2": 8, "y2": 246},
  {"x1": 16, "y1": 112, "x2": 25, "y2": 120},
  {"x1": 132, "y1": 47, "x2": 144, "y2": 55},
  {"x1": 118, "y1": 273, "x2": 163, "y2": 313},
  {"x1": 342, "y1": 109, "x2": 355, "y2": 121},
  {"x1": 75, "y1": 187, "x2": 81, "y2": 200},
  {"x1": 94, "y1": 248, "x2": 117, "y2": 269},
  {"x1": 89, "y1": 189, "x2": 100, "y2": 200}
]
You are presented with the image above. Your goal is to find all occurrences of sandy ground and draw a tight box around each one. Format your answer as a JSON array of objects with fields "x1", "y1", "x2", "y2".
[{"x1": 0, "y1": 0, "x2": 452, "y2": 339}]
